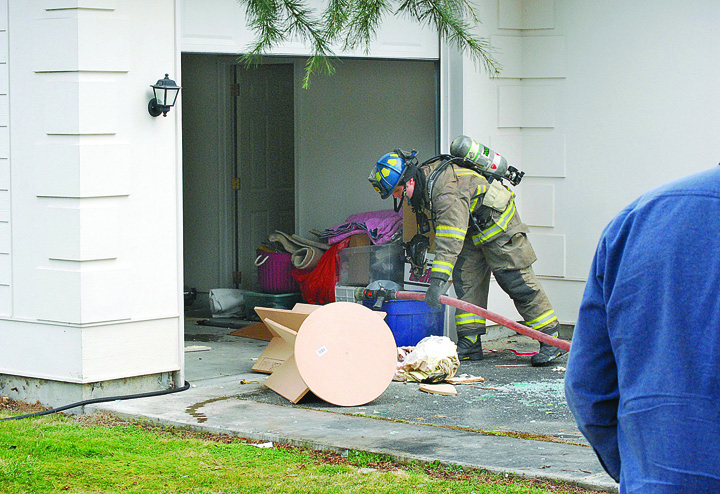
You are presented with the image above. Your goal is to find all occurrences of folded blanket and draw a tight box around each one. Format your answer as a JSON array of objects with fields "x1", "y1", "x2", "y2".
[
  {"x1": 320, "y1": 209, "x2": 403, "y2": 245},
  {"x1": 268, "y1": 231, "x2": 327, "y2": 270}
]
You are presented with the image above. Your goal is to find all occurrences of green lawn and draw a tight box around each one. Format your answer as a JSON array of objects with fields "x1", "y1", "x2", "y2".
[{"x1": 0, "y1": 405, "x2": 593, "y2": 494}]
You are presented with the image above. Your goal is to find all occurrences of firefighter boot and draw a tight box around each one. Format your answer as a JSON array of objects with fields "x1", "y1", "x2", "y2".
[
  {"x1": 457, "y1": 334, "x2": 483, "y2": 361},
  {"x1": 530, "y1": 326, "x2": 567, "y2": 367}
]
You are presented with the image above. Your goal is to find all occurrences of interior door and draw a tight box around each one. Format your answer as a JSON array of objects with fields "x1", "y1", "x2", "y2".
[{"x1": 235, "y1": 63, "x2": 295, "y2": 290}]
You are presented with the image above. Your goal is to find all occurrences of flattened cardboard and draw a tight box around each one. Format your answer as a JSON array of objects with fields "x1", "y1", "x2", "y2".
[
  {"x1": 419, "y1": 383, "x2": 457, "y2": 396},
  {"x1": 251, "y1": 307, "x2": 307, "y2": 374},
  {"x1": 254, "y1": 306, "x2": 310, "y2": 329},
  {"x1": 291, "y1": 303, "x2": 322, "y2": 314},
  {"x1": 252, "y1": 337, "x2": 293, "y2": 374},
  {"x1": 263, "y1": 353, "x2": 310, "y2": 403},
  {"x1": 348, "y1": 233, "x2": 372, "y2": 247},
  {"x1": 229, "y1": 322, "x2": 272, "y2": 341}
]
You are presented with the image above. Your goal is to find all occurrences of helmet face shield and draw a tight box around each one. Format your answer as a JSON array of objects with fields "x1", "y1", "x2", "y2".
[{"x1": 368, "y1": 152, "x2": 406, "y2": 199}]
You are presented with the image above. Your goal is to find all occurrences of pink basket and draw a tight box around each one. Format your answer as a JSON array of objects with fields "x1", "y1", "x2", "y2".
[{"x1": 255, "y1": 250, "x2": 300, "y2": 294}]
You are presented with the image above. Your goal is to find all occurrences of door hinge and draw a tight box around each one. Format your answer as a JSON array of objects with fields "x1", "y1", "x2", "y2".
[
  {"x1": 233, "y1": 271, "x2": 242, "y2": 285},
  {"x1": 231, "y1": 83, "x2": 240, "y2": 96},
  {"x1": 231, "y1": 177, "x2": 241, "y2": 190}
]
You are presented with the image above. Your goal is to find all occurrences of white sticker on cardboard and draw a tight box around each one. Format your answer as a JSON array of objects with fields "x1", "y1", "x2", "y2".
[{"x1": 316, "y1": 346, "x2": 328, "y2": 357}]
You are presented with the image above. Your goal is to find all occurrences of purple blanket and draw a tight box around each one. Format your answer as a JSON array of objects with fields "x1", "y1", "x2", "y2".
[{"x1": 321, "y1": 209, "x2": 403, "y2": 245}]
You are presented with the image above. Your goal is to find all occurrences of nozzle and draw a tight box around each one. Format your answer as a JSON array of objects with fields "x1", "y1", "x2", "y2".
[{"x1": 354, "y1": 280, "x2": 402, "y2": 309}]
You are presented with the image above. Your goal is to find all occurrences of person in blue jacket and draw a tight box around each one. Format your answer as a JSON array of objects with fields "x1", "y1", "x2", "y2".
[{"x1": 564, "y1": 165, "x2": 720, "y2": 493}]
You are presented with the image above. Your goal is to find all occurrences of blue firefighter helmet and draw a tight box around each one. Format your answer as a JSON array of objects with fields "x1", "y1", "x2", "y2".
[{"x1": 368, "y1": 152, "x2": 410, "y2": 199}]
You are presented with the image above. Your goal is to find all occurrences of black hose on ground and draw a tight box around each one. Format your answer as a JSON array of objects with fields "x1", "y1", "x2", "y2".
[{"x1": 0, "y1": 380, "x2": 191, "y2": 422}]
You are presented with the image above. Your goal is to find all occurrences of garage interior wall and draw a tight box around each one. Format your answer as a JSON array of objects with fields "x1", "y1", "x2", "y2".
[{"x1": 181, "y1": 55, "x2": 437, "y2": 294}]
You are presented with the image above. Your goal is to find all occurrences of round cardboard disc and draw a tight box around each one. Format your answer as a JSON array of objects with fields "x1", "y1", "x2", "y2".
[{"x1": 293, "y1": 302, "x2": 397, "y2": 407}]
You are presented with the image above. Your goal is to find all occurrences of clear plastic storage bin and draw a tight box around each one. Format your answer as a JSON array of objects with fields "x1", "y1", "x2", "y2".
[{"x1": 338, "y1": 244, "x2": 404, "y2": 287}]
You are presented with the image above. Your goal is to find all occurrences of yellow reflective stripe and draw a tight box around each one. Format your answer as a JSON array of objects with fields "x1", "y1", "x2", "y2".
[
  {"x1": 471, "y1": 199, "x2": 517, "y2": 245},
  {"x1": 455, "y1": 313, "x2": 486, "y2": 325},
  {"x1": 526, "y1": 310, "x2": 558, "y2": 330},
  {"x1": 455, "y1": 170, "x2": 482, "y2": 178},
  {"x1": 431, "y1": 260, "x2": 454, "y2": 276},
  {"x1": 470, "y1": 184, "x2": 488, "y2": 212},
  {"x1": 436, "y1": 225, "x2": 467, "y2": 240}
]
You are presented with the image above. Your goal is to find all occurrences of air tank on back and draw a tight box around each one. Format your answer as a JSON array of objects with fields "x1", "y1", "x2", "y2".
[{"x1": 450, "y1": 135, "x2": 524, "y2": 185}]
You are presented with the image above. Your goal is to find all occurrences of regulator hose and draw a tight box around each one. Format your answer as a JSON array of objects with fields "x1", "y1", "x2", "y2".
[
  {"x1": 395, "y1": 291, "x2": 571, "y2": 352},
  {"x1": 0, "y1": 380, "x2": 191, "y2": 422}
]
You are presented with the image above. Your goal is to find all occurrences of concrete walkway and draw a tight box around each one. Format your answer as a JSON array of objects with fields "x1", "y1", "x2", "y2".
[{"x1": 88, "y1": 321, "x2": 618, "y2": 493}]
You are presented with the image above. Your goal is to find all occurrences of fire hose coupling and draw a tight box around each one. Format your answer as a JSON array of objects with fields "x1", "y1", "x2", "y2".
[{"x1": 354, "y1": 280, "x2": 402, "y2": 309}]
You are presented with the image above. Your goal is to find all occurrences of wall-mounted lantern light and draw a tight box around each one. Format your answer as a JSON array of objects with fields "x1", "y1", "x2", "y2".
[{"x1": 148, "y1": 74, "x2": 181, "y2": 117}]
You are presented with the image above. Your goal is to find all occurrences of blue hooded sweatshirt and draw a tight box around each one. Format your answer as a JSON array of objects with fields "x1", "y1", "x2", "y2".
[{"x1": 565, "y1": 166, "x2": 720, "y2": 493}]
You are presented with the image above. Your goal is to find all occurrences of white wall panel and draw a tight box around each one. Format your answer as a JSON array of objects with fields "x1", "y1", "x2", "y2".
[
  {"x1": 35, "y1": 266, "x2": 131, "y2": 324},
  {"x1": 36, "y1": 143, "x2": 131, "y2": 198},
  {"x1": 0, "y1": 159, "x2": 7, "y2": 189},
  {"x1": 492, "y1": 133, "x2": 566, "y2": 177},
  {"x1": 0, "y1": 321, "x2": 83, "y2": 381},
  {"x1": 44, "y1": 80, "x2": 118, "y2": 135},
  {"x1": 45, "y1": 204, "x2": 120, "y2": 261},
  {"x1": 527, "y1": 232, "x2": 565, "y2": 277},
  {"x1": 497, "y1": 85, "x2": 522, "y2": 127},
  {"x1": 0, "y1": 317, "x2": 178, "y2": 384},
  {"x1": 493, "y1": 35, "x2": 565, "y2": 79},
  {"x1": 491, "y1": 36, "x2": 522, "y2": 78},
  {"x1": 0, "y1": 252, "x2": 8, "y2": 283},
  {"x1": 179, "y1": 0, "x2": 439, "y2": 59},
  {"x1": 0, "y1": 95, "x2": 7, "y2": 126},
  {"x1": 520, "y1": 134, "x2": 565, "y2": 177},
  {"x1": 0, "y1": 0, "x2": 6, "y2": 30},
  {"x1": 0, "y1": 285, "x2": 10, "y2": 315},
  {"x1": 0, "y1": 190, "x2": 8, "y2": 222},
  {"x1": 43, "y1": 0, "x2": 116, "y2": 10},
  {"x1": 180, "y1": 0, "x2": 243, "y2": 51},
  {"x1": 0, "y1": 222, "x2": 8, "y2": 252},
  {"x1": 498, "y1": 85, "x2": 555, "y2": 128},
  {"x1": 81, "y1": 319, "x2": 180, "y2": 381},
  {"x1": 34, "y1": 17, "x2": 129, "y2": 72},
  {"x1": 522, "y1": 36, "x2": 565, "y2": 78},
  {"x1": 521, "y1": 85, "x2": 555, "y2": 127},
  {"x1": 0, "y1": 126, "x2": 7, "y2": 157},
  {"x1": 0, "y1": 64, "x2": 7, "y2": 94},
  {"x1": 498, "y1": 0, "x2": 554, "y2": 30},
  {"x1": 521, "y1": 183, "x2": 555, "y2": 227}
]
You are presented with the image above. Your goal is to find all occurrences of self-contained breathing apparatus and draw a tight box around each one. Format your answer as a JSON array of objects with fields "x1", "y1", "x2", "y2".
[{"x1": 401, "y1": 135, "x2": 525, "y2": 280}]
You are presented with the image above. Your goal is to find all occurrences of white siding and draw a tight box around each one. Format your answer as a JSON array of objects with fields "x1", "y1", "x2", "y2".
[
  {"x1": 0, "y1": 0, "x2": 8, "y2": 316},
  {"x1": 460, "y1": 0, "x2": 720, "y2": 324},
  {"x1": 2, "y1": 0, "x2": 182, "y2": 383},
  {"x1": 179, "y1": 0, "x2": 439, "y2": 59}
]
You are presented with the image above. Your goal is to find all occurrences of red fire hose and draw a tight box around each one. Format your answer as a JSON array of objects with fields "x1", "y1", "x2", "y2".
[{"x1": 394, "y1": 290, "x2": 571, "y2": 352}]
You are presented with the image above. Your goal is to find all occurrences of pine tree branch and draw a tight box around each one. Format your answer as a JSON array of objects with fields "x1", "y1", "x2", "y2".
[
  {"x1": 396, "y1": 0, "x2": 501, "y2": 75},
  {"x1": 237, "y1": 0, "x2": 501, "y2": 86}
]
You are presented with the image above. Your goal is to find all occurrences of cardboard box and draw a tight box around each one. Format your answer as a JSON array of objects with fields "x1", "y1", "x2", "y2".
[
  {"x1": 402, "y1": 201, "x2": 436, "y2": 250},
  {"x1": 347, "y1": 233, "x2": 372, "y2": 247}
]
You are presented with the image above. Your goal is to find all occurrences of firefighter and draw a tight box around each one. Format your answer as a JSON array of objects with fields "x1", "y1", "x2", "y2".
[{"x1": 369, "y1": 150, "x2": 565, "y2": 366}]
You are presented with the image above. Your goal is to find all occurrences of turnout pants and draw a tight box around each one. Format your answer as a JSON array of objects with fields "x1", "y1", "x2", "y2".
[{"x1": 452, "y1": 229, "x2": 558, "y2": 339}]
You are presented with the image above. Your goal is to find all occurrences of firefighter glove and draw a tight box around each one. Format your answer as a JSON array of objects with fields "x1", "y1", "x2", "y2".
[{"x1": 424, "y1": 277, "x2": 446, "y2": 308}]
